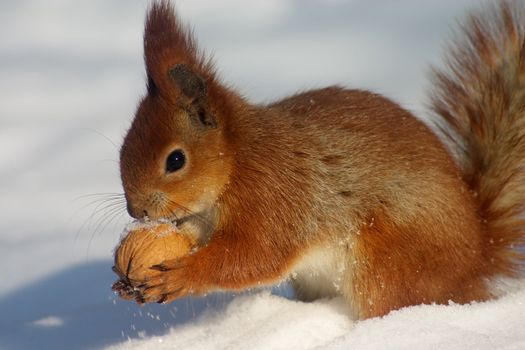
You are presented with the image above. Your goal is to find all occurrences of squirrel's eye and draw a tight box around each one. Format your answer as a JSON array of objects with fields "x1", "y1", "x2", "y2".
[{"x1": 166, "y1": 149, "x2": 186, "y2": 173}]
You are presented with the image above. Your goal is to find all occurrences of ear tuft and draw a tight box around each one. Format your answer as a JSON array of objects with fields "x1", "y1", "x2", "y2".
[{"x1": 143, "y1": 1, "x2": 214, "y2": 103}]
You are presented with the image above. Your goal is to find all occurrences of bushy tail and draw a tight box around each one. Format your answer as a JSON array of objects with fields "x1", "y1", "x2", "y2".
[{"x1": 430, "y1": 1, "x2": 525, "y2": 277}]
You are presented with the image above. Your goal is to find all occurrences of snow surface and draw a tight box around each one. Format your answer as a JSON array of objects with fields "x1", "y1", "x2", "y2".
[
  {"x1": 107, "y1": 286, "x2": 525, "y2": 350},
  {"x1": 2, "y1": 0, "x2": 524, "y2": 349}
]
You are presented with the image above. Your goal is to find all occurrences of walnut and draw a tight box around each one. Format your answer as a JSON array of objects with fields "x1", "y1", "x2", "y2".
[{"x1": 112, "y1": 222, "x2": 195, "y2": 300}]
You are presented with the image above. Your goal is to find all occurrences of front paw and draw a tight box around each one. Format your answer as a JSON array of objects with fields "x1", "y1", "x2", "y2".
[{"x1": 135, "y1": 256, "x2": 197, "y2": 304}]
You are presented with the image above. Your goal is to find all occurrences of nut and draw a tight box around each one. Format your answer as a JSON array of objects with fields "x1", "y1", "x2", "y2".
[{"x1": 112, "y1": 222, "x2": 195, "y2": 298}]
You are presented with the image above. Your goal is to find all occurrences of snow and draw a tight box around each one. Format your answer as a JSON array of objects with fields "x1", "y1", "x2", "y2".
[
  {"x1": 2, "y1": 0, "x2": 524, "y2": 349},
  {"x1": 31, "y1": 316, "x2": 65, "y2": 328},
  {"x1": 106, "y1": 287, "x2": 525, "y2": 350},
  {"x1": 106, "y1": 292, "x2": 352, "y2": 350}
]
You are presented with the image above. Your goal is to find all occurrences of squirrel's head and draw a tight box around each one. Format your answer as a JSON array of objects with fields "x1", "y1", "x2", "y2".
[{"x1": 120, "y1": 1, "x2": 236, "y2": 222}]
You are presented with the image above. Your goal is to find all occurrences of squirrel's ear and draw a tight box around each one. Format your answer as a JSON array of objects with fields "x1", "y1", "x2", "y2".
[
  {"x1": 169, "y1": 64, "x2": 217, "y2": 127},
  {"x1": 143, "y1": 1, "x2": 218, "y2": 127},
  {"x1": 169, "y1": 64, "x2": 206, "y2": 100}
]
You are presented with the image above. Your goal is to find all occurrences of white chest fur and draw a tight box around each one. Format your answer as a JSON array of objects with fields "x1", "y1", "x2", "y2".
[{"x1": 290, "y1": 244, "x2": 348, "y2": 301}]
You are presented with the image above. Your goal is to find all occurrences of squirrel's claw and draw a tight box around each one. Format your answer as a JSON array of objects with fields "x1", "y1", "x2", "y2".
[
  {"x1": 134, "y1": 257, "x2": 195, "y2": 304},
  {"x1": 112, "y1": 280, "x2": 136, "y2": 301},
  {"x1": 150, "y1": 263, "x2": 169, "y2": 272}
]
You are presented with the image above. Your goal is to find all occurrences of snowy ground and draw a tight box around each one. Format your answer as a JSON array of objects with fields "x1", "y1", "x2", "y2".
[{"x1": 2, "y1": 0, "x2": 525, "y2": 349}]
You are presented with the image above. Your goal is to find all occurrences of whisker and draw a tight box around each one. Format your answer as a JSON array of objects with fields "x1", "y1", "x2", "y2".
[
  {"x1": 70, "y1": 194, "x2": 125, "y2": 230},
  {"x1": 165, "y1": 205, "x2": 181, "y2": 224},
  {"x1": 73, "y1": 193, "x2": 127, "y2": 249},
  {"x1": 78, "y1": 198, "x2": 125, "y2": 238},
  {"x1": 86, "y1": 203, "x2": 127, "y2": 259},
  {"x1": 78, "y1": 127, "x2": 119, "y2": 149},
  {"x1": 89, "y1": 201, "x2": 127, "y2": 235},
  {"x1": 73, "y1": 192, "x2": 124, "y2": 202}
]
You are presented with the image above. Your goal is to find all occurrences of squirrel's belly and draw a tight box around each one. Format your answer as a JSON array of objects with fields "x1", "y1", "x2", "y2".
[{"x1": 290, "y1": 244, "x2": 349, "y2": 301}]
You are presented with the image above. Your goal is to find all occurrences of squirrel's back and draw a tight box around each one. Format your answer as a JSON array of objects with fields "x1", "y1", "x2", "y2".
[{"x1": 259, "y1": 87, "x2": 469, "y2": 226}]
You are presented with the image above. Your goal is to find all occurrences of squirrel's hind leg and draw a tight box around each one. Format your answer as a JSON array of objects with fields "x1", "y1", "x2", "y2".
[{"x1": 345, "y1": 213, "x2": 490, "y2": 319}]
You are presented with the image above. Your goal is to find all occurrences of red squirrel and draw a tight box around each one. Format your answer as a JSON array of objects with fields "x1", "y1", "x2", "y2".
[{"x1": 114, "y1": 1, "x2": 525, "y2": 319}]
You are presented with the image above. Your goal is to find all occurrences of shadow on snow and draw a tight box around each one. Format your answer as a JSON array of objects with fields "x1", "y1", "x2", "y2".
[{"x1": 0, "y1": 260, "x2": 294, "y2": 349}]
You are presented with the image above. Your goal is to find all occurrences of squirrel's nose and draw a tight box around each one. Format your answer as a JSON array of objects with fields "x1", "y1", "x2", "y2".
[
  {"x1": 125, "y1": 192, "x2": 166, "y2": 219},
  {"x1": 126, "y1": 201, "x2": 136, "y2": 218},
  {"x1": 126, "y1": 201, "x2": 147, "y2": 219}
]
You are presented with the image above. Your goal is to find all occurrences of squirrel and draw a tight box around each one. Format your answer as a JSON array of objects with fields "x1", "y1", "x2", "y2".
[{"x1": 115, "y1": 0, "x2": 525, "y2": 319}]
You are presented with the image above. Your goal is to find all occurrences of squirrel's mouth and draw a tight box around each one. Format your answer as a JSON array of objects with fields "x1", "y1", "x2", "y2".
[
  {"x1": 163, "y1": 208, "x2": 192, "y2": 227},
  {"x1": 171, "y1": 215, "x2": 191, "y2": 227},
  {"x1": 168, "y1": 206, "x2": 209, "y2": 228}
]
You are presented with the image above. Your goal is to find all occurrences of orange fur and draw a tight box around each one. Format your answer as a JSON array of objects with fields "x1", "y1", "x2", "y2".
[{"x1": 118, "y1": 0, "x2": 525, "y2": 318}]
